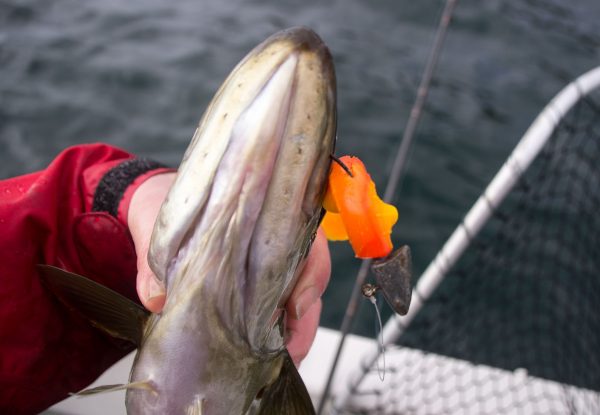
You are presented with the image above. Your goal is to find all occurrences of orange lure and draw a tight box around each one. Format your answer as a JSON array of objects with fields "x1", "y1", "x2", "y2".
[{"x1": 321, "y1": 155, "x2": 398, "y2": 258}]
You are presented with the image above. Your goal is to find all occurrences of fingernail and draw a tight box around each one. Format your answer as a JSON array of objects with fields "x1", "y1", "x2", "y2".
[
  {"x1": 146, "y1": 295, "x2": 166, "y2": 312},
  {"x1": 147, "y1": 277, "x2": 165, "y2": 301},
  {"x1": 145, "y1": 278, "x2": 166, "y2": 312},
  {"x1": 294, "y1": 286, "x2": 320, "y2": 320}
]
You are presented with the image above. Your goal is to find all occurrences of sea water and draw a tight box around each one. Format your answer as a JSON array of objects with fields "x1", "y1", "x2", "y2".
[{"x1": 1, "y1": 0, "x2": 599, "y2": 335}]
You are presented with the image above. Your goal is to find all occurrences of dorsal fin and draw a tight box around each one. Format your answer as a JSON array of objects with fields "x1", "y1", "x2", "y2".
[{"x1": 37, "y1": 264, "x2": 150, "y2": 345}]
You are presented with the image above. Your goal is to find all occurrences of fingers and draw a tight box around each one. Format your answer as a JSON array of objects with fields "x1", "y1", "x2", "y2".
[
  {"x1": 135, "y1": 249, "x2": 166, "y2": 313},
  {"x1": 285, "y1": 228, "x2": 331, "y2": 366},
  {"x1": 128, "y1": 172, "x2": 175, "y2": 312},
  {"x1": 287, "y1": 228, "x2": 331, "y2": 320},
  {"x1": 130, "y1": 203, "x2": 165, "y2": 312},
  {"x1": 286, "y1": 299, "x2": 322, "y2": 366}
]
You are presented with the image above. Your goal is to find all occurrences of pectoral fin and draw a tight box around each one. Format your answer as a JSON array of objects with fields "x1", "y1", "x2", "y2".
[
  {"x1": 37, "y1": 264, "x2": 150, "y2": 345},
  {"x1": 257, "y1": 351, "x2": 315, "y2": 415},
  {"x1": 74, "y1": 380, "x2": 156, "y2": 396}
]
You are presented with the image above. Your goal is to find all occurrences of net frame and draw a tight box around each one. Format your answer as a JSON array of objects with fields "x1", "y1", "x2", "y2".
[{"x1": 332, "y1": 66, "x2": 600, "y2": 413}]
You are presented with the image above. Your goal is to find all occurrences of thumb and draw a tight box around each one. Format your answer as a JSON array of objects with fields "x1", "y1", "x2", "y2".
[
  {"x1": 128, "y1": 172, "x2": 175, "y2": 312},
  {"x1": 135, "y1": 240, "x2": 166, "y2": 313}
]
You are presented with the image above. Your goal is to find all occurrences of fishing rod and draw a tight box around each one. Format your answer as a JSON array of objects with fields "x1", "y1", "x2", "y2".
[{"x1": 316, "y1": 0, "x2": 459, "y2": 413}]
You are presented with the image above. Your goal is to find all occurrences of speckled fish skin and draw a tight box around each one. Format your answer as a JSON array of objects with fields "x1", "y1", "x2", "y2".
[{"x1": 126, "y1": 27, "x2": 336, "y2": 415}]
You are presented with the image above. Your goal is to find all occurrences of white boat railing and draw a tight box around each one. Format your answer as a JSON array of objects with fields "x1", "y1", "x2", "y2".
[{"x1": 331, "y1": 65, "x2": 600, "y2": 413}]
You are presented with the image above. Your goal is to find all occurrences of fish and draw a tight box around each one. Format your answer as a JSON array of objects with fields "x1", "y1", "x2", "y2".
[{"x1": 39, "y1": 26, "x2": 336, "y2": 415}]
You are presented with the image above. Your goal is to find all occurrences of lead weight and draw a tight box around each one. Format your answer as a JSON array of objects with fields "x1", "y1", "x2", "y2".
[{"x1": 370, "y1": 245, "x2": 412, "y2": 315}]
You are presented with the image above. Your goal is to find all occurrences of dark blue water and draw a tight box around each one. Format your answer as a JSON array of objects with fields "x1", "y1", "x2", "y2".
[{"x1": 1, "y1": 0, "x2": 599, "y2": 335}]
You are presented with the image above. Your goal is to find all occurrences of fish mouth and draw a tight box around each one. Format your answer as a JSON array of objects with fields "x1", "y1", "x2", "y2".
[{"x1": 148, "y1": 27, "x2": 336, "y2": 348}]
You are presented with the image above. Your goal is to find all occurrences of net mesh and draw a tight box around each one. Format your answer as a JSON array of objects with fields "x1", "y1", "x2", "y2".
[{"x1": 337, "y1": 87, "x2": 600, "y2": 414}]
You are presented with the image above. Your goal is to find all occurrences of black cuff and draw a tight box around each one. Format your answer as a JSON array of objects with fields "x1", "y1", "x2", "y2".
[{"x1": 92, "y1": 158, "x2": 167, "y2": 217}]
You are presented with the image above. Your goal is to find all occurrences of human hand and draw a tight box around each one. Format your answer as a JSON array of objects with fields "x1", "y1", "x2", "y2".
[
  {"x1": 286, "y1": 228, "x2": 331, "y2": 366},
  {"x1": 127, "y1": 172, "x2": 331, "y2": 366},
  {"x1": 127, "y1": 172, "x2": 174, "y2": 313}
]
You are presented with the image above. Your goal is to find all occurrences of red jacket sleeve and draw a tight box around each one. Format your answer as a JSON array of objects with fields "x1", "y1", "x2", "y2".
[{"x1": 0, "y1": 143, "x2": 173, "y2": 414}]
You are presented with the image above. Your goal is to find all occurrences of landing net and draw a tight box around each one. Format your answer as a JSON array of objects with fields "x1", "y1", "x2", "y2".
[{"x1": 332, "y1": 67, "x2": 600, "y2": 414}]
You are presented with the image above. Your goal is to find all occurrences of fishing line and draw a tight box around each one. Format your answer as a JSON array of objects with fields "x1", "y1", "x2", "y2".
[
  {"x1": 360, "y1": 283, "x2": 387, "y2": 380},
  {"x1": 361, "y1": 283, "x2": 386, "y2": 380},
  {"x1": 318, "y1": 1, "x2": 459, "y2": 413}
]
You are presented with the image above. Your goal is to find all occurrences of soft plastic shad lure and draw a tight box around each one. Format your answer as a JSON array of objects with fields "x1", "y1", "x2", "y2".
[{"x1": 321, "y1": 155, "x2": 398, "y2": 259}]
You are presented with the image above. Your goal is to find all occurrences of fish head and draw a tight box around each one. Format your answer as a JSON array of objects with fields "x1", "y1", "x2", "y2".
[
  {"x1": 150, "y1": 24, "x2": 337, "y2": 352},
  {"x1": 127, "y1": 27, "x2": 336, "y2": 414}
]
